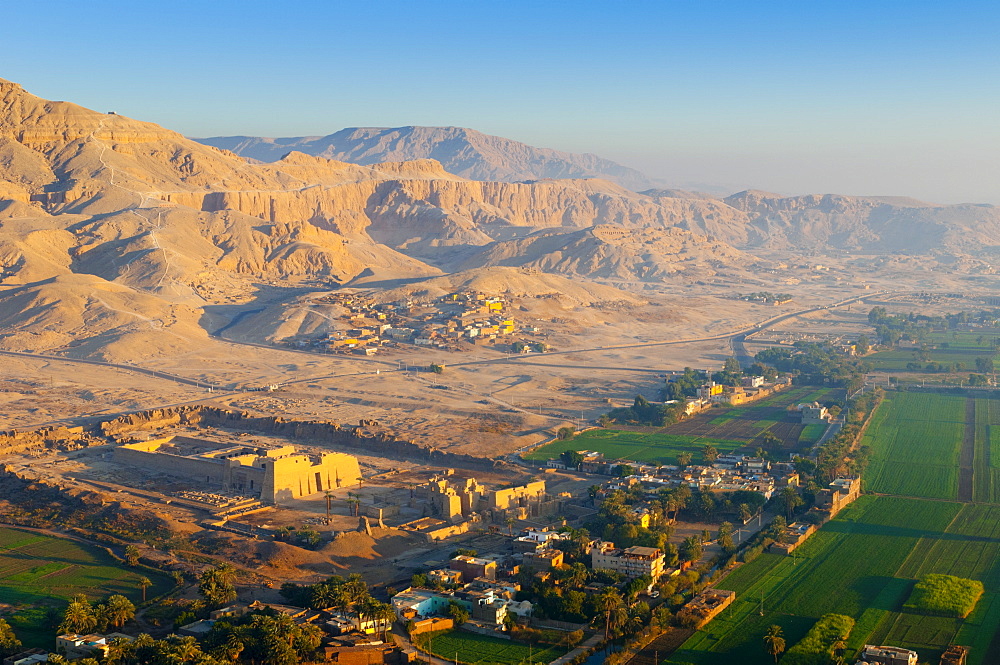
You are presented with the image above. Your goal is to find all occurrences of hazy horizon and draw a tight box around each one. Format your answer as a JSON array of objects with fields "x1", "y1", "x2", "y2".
[{"x1": 7, "y1": 0, "x2": 999, "y2": 204}]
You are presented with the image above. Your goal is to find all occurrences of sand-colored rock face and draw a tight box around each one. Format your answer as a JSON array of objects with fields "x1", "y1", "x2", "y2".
[
  {"x1": 197, "y1": 125, "x2": 660, "y2": 190},
  {"x1": 459, "y1": 225, "x2": 748, "y2": 280},
  {"x1": 0, "y1": 77, "x2": 998, "y2": 360}
]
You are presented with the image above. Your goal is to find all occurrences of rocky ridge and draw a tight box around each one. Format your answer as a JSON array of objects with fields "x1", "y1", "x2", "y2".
[
  {"x1": 0, "y1": 77, "x2": 999, "y2": 359},
  {"x1": 196, "y1": 125, "x2": 660, "y2": 191}
]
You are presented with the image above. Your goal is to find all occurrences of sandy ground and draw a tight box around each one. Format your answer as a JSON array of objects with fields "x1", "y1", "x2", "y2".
[
  {"x1": 2, "y1": 271, "x2": 993, "y2": 459},
  {"x1": 1, "y1": 265, "x2": 995, "y2": 587}
]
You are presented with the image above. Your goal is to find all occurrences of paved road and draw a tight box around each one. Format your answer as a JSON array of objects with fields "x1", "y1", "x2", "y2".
[
  {"x1": 0, "y1": 348, "x2": 215, "y2": 388},
  {"x1": 550, "y1": 632, "x2": 604, "y2": 665},
  {"x1": 447, "y1": 291, "x2": 890, "y2": 369},
  {"x1": 1, "y1": 290, "x2": 892, "y2": 432}
]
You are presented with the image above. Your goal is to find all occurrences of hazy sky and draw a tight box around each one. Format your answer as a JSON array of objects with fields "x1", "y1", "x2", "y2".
[{"x1": 7, "y1": 0, "x2": 999, "y2": 203}]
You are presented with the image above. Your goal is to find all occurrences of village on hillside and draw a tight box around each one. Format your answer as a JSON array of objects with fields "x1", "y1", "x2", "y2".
[{"x1": 282, "y1": 291, "x2": 548, "y2": 356}]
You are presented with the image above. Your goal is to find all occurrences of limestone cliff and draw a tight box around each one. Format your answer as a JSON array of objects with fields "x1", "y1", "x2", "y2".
[{"x1": 460, "y1": 225, "x2": 750, "y2": 280}]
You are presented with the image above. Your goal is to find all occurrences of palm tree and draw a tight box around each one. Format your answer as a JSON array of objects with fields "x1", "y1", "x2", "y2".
[
  {"x1": 137, "y1": 576, "x2": 152, "y2": 602},
  {"x1": 346, "y1": 492, "x2": 360, "y2": 517},
  {"x1": 505, "y1": 516, "x2": 516, "y2": 536},
  {"x1": 779, "y1": 486, "x2": 803, "y2": 520},
  {"x1": 60, "y1": 599, "x2": 97, "y2": 635},
  {"x1": 216, "y1": 630, "x2": 246, "y2": 664},
  {"x1": 167, "y1": 635, "x2": 202, "y2": 662},
  {"x1": 104, "y1": 595, "x2": 135, "y2": 629},
  {"x1": 0, "y1": 617, "x2": 21, "y2": 659},
  {"x1": 763, "y1": 625, "x2": 785, "y2": 663},
  {"x1": 104, "y1": 636, "x2": 134, "y2": 665},
  {"x1": 372, "y1": 601, "x2": 396, "y2": 641},
  {"x1": 597, "y1": 589, "x2": 625, "y2": 640},
  {"x1": 356, "y1": 596, "x2": 379, "y2": 635},
  {"x1": 310, "y1": 583, "x2": 338, "y2": 610},
  {"x1": 124, "y1": 544, "x2": 140, "y2": 567}
]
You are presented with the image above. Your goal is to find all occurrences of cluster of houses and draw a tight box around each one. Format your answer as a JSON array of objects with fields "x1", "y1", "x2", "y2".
[
  {"x1": 553, "y1": 451, "x2": 800, "y2": 502},
  {"x1": 391, "y1": 527, "x2": 672, "y2": 634},
  {"x1": 668, "y1": 377, "x2": 792, "y2": 414},
  {"x1": 288, "y1": 290, "x2": 543, "y2": 355},
  {"x1": 392, "y1": 552, "x2": 534, "y2": 630},
  {"x1": 772, "y1": 477, "x2": 861, "y2": 555}
]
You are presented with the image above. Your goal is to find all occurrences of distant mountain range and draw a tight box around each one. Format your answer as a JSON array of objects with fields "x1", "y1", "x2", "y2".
[
  {"x1": 196, "y1": 126, "x2": 661, "y2": 191},
  {"x1": 1, "y1": 76, "x2": 1000, "y2": 360}
]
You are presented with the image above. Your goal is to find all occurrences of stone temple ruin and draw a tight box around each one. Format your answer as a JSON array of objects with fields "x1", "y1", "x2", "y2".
[
  {"x1": 114, "y1": 435, "x2": 361, "y2": 504},
  {"x1": 413, "y1": 474, "x2": 553, "y2": 522}
]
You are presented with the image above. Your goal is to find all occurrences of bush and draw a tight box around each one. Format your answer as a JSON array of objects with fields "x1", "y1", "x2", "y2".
[
  {"x1": 783, "y1": 613, "x2": 854, "y2": 665},
  {"x1": 904, "y1": 574, "x2": 984, "y2": 618}
]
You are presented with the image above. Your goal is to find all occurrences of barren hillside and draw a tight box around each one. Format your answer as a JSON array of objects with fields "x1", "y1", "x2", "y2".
[
  {"x1": 1, "y1": 77, "x2": 998, "y2": 360},
  {"x1": 197, "y1": 126, "x2": 660, "y2": 190}
]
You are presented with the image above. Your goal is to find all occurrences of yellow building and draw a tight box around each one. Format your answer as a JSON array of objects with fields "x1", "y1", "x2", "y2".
[{"x1": 114, "y1": 437, "x2": 361, "y2": 504}]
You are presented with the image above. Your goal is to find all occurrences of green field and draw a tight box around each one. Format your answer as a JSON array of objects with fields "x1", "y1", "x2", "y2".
[
  {"x1": 668, "y1": 496, "x2": 1000, "y2": 664},
  {"x1": 669, "y1": 391, "x2": 1000, "y2": 665},
  {"x1": 414, "y1": 629, "x2": 568, "y2": 665},
  {"x1": 526, "y1": 386, "x2": 834, "y2": 465},
  {"x1": 0, "y1": 527, "x2": 172, "y2": 646},
  {"x1": 797, "y1": 423, "x2": 827, "y2": 446},
  {"x1": 525, "y1": 428, "x2": 746, "y2": 466},
  {"x1": 863, "y1": 393, "x2": 966, "y2": 499},
  {"x1": 867, "y1": 331, "x2": 1000, "y2": 373}
]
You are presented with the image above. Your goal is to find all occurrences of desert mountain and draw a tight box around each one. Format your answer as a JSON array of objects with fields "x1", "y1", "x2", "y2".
[
  {"x1": 196, "y1": 126, "x2": 660, "y2": 191},
  {"x1": 0, "y1": 78, "x2": 753, "y2": 359},
  {"x1": 459, "y1": 225, "x2": 747, "y2": 281},
  {"x1": 2, "y1": 77, "x2": 1000, "y2": 360},
  {"x1": 722, "y1": 190, "x2": 1000, "y2": 254}
]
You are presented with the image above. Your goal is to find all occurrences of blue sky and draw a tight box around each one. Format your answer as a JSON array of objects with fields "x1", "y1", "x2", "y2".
[{"x1": 6, "y1": 0, "x2": 999, "y2": 202}]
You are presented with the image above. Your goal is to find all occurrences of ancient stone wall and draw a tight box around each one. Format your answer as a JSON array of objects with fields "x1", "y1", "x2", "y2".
[
  {"x1": 94, "y1": 405, "x2": 495, "y2": 470},
  {"x1": 0, "y1": 405, "x2": 495, "y2": 470},
  {"x1": 0, "y1": 425, "x2": 93, "y2": 456}
]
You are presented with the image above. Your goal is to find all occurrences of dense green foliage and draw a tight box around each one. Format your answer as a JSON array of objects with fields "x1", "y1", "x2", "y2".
[
  {"x1": 903, "y1": 574, "x2": 984, "y2": 618},
  {"x1": 661, "y1": 367, "x2": 710, "y2": 401},
  {"x1": 755, "y1": 343, "x2": 870, "y2": 389},
  {"x1": 91, "y1": 633, "x2": 223, "y2": 664},
  {"x1": 811, "y1": 388, "x2": 881, "y2": 483},
  {"x1": 782, "y1": 614, "x2": 854, "y2": 665},
  {"x1": 202, "y1": 609, "x2": 324, "y2": 665},
  {"x1": 607, "y1": 394, "x2": 687, "y2": 427}
]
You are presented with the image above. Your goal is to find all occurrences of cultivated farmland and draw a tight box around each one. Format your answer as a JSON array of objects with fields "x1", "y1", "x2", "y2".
[
  {"x1": 526, "y1": 386, "x2": 837, "y2": 465},
  {"x1": 667, "y1": 494, "x2": 1000, "y2": 665},
  {"x1": 862, "y1": 392, "x2": 966, "y2": 499},
  {"x1": 866, "y1": 331, "x2": 1000, "y2": 373},
  {"x1": 0, "y1": 526, "x2": 171, "y2": 646},
  {"x1": 669, "y1": 391, "x2": 1000, "y2": 665}
]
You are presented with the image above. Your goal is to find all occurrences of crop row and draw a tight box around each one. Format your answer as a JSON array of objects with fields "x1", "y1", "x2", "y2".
[
  {"x1": 863, "y1": 393, "x2": 965, "y2": 499},
  {"x1": 668, "y1": 496, "x2": 993, "y2": 665}
]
